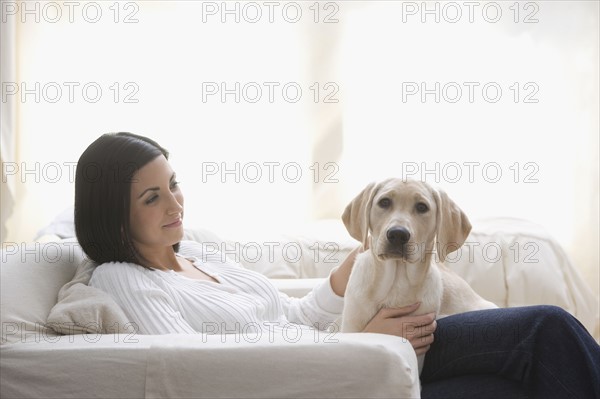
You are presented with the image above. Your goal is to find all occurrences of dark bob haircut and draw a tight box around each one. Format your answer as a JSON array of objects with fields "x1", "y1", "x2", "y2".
[{"x1": 75, "y1": 132, "x2": 179, "y2": 268}]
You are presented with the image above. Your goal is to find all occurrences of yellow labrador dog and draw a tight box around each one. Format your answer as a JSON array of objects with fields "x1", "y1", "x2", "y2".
[{"x1": 340, "y1": 179, "x2": 497, "y2": 340}]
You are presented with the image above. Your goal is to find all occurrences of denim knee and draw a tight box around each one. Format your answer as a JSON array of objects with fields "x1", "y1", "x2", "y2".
[{"x1": 525, "y1": 305, "x2": 581, "y2": 330}]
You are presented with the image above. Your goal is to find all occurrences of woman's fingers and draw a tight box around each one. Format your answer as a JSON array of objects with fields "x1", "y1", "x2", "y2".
[
  {"x1": 414, "y1": 345, "x2": 432, "y2": 356},
  {"x1": 363, "y1": 304, "x2": 423, "y2": 335},
  {"x1": 378, "y1": 303, "x2": 421, "y2": 319},
  {"x1": 363, "y1": 306, "x2": 437, "y2": 355},
  {"x1": 404, "y1": 317, "x2": 437, "y2": 338},
  {"x1": 409, "y1": 323, "x2": 435, "y2": 346}
]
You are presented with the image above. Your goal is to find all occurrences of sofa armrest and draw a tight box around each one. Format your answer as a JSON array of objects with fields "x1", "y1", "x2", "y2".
[
  {"x1": 145, "y1": 332, "x2": 420, "y2": 398},
  {"x1": 1, "y1": 333, "x2": 420, "y2": 399}
]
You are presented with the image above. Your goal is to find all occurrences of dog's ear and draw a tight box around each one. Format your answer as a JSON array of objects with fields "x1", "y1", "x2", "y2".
[
  {"x1": 342, "y1": 182, "x2": 379, "y2": 248},
  {"x1": 432, "y1": 187, "x2": 472, "y2": 262}
]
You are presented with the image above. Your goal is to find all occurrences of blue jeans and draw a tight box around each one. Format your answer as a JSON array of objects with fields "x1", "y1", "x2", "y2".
[{"x1": 420, "y1": 305, "x2": 600, "y2": 398}]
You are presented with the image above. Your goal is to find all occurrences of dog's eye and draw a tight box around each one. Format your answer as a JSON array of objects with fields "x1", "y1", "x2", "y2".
[
  {"x1": 415, "y1": 202, "x2": 429, "y2": 213},
  {"x1": 378, "y1": 198, "x2": 391, "y2": 208}
]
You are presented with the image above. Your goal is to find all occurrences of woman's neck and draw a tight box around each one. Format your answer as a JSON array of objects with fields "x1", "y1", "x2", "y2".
[{"x1": 137, "y1": 245, "x2": 181, "y2": 271}]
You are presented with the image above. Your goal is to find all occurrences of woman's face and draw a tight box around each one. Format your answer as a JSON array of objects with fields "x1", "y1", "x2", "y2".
[{"x1": 128, "y1": 155, "x2": 184, "y2": 252}]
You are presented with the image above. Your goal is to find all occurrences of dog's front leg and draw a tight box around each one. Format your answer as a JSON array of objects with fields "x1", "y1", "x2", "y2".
[
  {"x1": 341, "y1": 295, "x2": 380, "y2": 332},
  {"x1": 341, "y1": 253, "x2": 396, "y2": 332}
]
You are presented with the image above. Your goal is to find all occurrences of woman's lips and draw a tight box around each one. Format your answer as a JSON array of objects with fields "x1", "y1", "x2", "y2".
[{"x1": 163, "y1": 219, "x2": 182, "y2": 228}]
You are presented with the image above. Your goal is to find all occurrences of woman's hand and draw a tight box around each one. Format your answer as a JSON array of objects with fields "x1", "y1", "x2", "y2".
[{"x1": 363, "y1": 303, "x2": 437, "y2": 355}]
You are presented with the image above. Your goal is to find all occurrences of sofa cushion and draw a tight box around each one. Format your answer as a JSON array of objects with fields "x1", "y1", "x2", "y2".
[
  {"x1": 1, "y1": 238, "x2": 84, "y2": 345},
  {"x1": 448, "y1": 217, "x2": 599, "y2": 340}
]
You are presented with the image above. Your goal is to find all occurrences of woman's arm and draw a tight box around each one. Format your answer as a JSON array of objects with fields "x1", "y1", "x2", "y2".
[
  {"x1": 329, "y1": 245, "x2": 364, "y2": 297},
  {"x1": 277, "y1": 244, "x2": 363, "y2": 327}
]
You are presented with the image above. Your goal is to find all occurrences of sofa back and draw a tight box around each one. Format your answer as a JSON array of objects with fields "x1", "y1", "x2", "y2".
[{"x1": 2, "y1": 219, "x2": 598, "y2": 345}]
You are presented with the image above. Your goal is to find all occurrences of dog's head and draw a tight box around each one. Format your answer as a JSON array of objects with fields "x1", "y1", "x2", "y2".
[{"x1": 342, "y1": 178, "x2": 471, "y2": 263}]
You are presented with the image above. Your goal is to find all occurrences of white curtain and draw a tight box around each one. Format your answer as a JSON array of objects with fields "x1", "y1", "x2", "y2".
[
  {"x1": 334, "y1": 2, "x2": 599, "y2": 297},
  {"x1": 1, "y1": 14, "x2": 17, "y2": 243},
  {"x1": 2, "y1": 1, "x2": 598, "y2": 298}
]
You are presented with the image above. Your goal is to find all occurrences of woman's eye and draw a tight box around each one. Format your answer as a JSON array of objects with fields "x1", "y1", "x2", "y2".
[
  {"x1": 415, "y1": 202, "x2": 429, "y2": 213},
  {"x1": 145, "y1": 195, "x2": 158, "y2": 205},
  {"x1": 170, "y1": 180, "x2": 180, "y2": 189},
  {"x1": 378, "y1": 198, "x2": 391, "y2": 208}
]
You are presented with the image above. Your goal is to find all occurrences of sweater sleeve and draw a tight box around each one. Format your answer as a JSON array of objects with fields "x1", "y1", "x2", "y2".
[
  {"x1": 278, "y1": 272, "x2": 345, "y2": 330},
  {"x1": 89, "y1": 262, "x2": 197, "y2": 335}
]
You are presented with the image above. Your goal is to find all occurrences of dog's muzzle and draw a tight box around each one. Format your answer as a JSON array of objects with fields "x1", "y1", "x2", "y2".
[
  {"x1": 379, "y1": 227, "x2": 411, "y2": 259},
  {"x1": 387, "y1": 227, "x2": 410, "y2": 246}
]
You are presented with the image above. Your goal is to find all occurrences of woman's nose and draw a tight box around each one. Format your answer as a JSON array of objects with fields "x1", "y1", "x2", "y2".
[{"x1": 167, "y1": 193, "x2": 183, "y2": 215}]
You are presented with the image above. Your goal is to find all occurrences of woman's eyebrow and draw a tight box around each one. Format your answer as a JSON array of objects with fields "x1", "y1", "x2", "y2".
[
  {"x1": 137, "y1": 173, "x2": 176, "y2": 199},
  {"x1": 138, "y1": 186, "x2": 159, "y2": 199}
]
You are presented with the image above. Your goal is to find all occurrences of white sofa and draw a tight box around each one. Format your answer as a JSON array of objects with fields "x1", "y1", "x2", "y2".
[{"x1": 1, "y1": 217, "x2": 598, "y2": 398}]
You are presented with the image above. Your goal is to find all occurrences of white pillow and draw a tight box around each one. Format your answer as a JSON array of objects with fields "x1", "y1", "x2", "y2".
[
  {"x1": 1, "y1": 238, "x2": 84, "y2": 345},
  {"x1": 34, "y1": 206, "x2": 76, "y2": 240}
]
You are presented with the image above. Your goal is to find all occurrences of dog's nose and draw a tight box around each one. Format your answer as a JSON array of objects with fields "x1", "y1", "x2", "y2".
[{"x1": 387, "y1": 227, "x2": 410, "y2": 245}]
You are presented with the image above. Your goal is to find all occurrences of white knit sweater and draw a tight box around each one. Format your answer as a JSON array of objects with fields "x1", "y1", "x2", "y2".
[{"x1": 89, "y1": 240, "x2": 344, "y2": 335}]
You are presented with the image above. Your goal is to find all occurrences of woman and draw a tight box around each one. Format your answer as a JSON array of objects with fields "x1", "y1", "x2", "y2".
[{"x1": 77, "y1": 132, "x2": 600, "y2": 398}]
